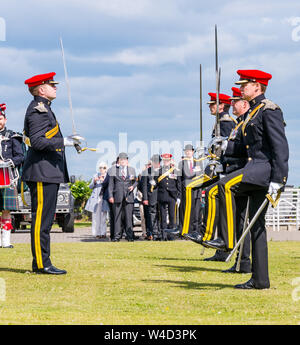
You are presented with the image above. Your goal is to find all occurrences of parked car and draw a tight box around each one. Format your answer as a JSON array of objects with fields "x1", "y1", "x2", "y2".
[{"x1": 11, "y1": 179, "x2": 75, "y2": 233}]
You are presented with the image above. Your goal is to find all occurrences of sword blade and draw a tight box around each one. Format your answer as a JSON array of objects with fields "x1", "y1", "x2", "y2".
[
  {"x1": 60, "y1": 37, "x2": 77, "y2": 135},
  {"x1": 225, "y1": 198, "x2": 269, "y2": 262},
  {"x1": 200, "y1": 63, "x2": 203, "y2": 143}
]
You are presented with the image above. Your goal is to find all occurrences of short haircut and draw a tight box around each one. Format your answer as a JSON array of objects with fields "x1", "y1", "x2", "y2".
[
  {"x1": 223, "y1": 104, "x2": 231, "y2": 112},
  {"x1": 29, "y1": 85, "x2": 41, "y2": 96},
  {"x1": 260, "y1": 83, "x2": 267, "y2": 93}
]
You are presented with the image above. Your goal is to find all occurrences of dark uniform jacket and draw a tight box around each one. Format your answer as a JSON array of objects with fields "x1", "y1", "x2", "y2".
[
  {"x1": 141, "y1": 166, "x2": 160, "y2": 205},
  {"x1": 241, "y1": 94, "x2": 289, "y2": 187},
  {"x1": 206, "y1": 111, "x2": 236, "y2": 175},
  {"x1": 0, "y1": 128, "x2": 24, "y2": 167},
  {"x1": 157, "y1": 165, "x2": 181, "y2": 202},
  {"x1": 22, "y1": 96, "x2": 69, "y2": 183},
  {"x1": 108, "y1": 165, "x2": 138, "y2": 203},
  {"x1": 223, "y1": 115, "x2": 247, "y2": 174},
  {"x1": 212, "y1": 111, "x2": 236, "y2": 138}
]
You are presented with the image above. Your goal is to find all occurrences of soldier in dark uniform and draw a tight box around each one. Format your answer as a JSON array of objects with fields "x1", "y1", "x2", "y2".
[
  {"x1": 184, "y1": 92, "x2": 236, "y2": 262},
  {"x1": 0, "y1": 103, "x2": 24, "y2": 248},
  {"x1": 187, "y1": 87, "x2": 252, "y2": 273},
  {"x1": 23, "y1": 72, "x2": 80, "y2": 274},
  {"x1": 141, "y1": 154, "x2": 161, "y2": 240},
  {"x1": 108, "y1": 152, "x2": 138, "y2": 242},
  {"x1": 157, "y1": 154, "x2": 181, "y2": 236},
  {"x1": 204, "y1": 70, "x2": 289, "y2": 289}
]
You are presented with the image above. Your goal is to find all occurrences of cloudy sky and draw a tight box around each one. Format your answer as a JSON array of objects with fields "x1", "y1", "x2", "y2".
[{"x1": 0, "y1": 0, "x2": 299, "y2": 185}]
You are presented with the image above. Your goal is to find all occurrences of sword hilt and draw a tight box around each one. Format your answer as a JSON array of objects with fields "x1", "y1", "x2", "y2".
[{"x1": 74, "y1": 143, "x2": 82, "y2": 154}]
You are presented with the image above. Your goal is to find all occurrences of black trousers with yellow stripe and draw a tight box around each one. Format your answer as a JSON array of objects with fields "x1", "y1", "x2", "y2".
[
  {"x1": 181, "y1": 174, "x2": 218, "y2": 235},
  {"x1": 27, "y1": 182, "x2": 59, "y2": 270},
  {"x1": 201, "y1": 180, "x2": 250, "y2": 269},
  {"x1": 217, "y1": 169, "x2": 270, "y2": 288}
]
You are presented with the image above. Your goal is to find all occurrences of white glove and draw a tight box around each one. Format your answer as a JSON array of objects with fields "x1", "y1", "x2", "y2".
[
  {"x1": 64, "y1": 136, "x2": 80, "y2": 147},
  {"x1": 208, "y1": 136, "x2": 228, "y2": 151},
  {"x1": 268, "y1": 182, "x2": 283, "y2": 195},
  {"x1": 221, "y1": 140, "x2": 228, "y2": 152},
  {"x1": 176, "y1": 198, "x2": 181, "y2": 207}
]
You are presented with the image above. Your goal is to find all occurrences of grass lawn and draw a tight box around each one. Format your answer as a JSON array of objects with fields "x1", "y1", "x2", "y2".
[{"x1": 0, "y1": 240, "x2": 299, "y2": 325}]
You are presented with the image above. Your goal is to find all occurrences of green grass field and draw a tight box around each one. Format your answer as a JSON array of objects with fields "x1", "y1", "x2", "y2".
[{"x1": 0, "y1": 240, "x2": 299, "y2": 325}]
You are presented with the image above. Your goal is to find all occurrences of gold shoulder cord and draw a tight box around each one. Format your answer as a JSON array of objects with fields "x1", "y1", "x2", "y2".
[{"x1": 242, "y1": 103, "x2": 264, "y2": 135}]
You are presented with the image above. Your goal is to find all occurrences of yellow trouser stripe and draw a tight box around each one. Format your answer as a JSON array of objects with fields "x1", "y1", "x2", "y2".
[
  {"x1": 181, "y1": 174, "x2": 213, "y2": 235},
  {"x1": 35, "y1": 182, "x2": 44, "y2": 269},
  {"x1": 203, "y1": 185, "x2": 218, "y2": 241},
  {"x1": 225, "y1": 174, "x2": 243, "y2": 249}
]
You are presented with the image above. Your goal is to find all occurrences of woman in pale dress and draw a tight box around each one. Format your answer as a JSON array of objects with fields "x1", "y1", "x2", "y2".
[{"x1": 85, "y1": 162, "x2": 109, "y2": 239}]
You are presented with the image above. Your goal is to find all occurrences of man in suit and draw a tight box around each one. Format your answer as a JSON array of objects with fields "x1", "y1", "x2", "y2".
[
  {"x1": 22, "y1": 72, "x2": 80, "y2": 274},
  {"x1": 108, "y1": 152, "x2": 138, "y2": 242},
  {"x1": 157, "y1": 154, "x2": 181, "y2": 235},
  {"x1": 102, "y1": 159, "x2": 117, "y2": 240},
  {"x1": 141, "y1": 154, "x2": 161, "y2": 240},
  {"x1": 204, "y1": 70, "x2": 289, "y2": 289}
]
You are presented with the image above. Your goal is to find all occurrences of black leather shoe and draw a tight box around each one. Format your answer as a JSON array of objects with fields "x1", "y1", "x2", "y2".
[
  {"x1": 222, "y1": 265, "x2": 238, "y2": 273},
  {"x1": 112, "y1": 238, "x2": 120, "y2": 242},
  {"x1": 234, "y1": 279, "x2": 269, "y2": 290},
  {"x1": 33, "y1": 265, "x2": 67, "y2": 275},
  {"x1": 204, "y1": 250, "x2": 229, "y2": 262},
  {"x1": 184, "y1": 232, "x2": 203, "y2": 244},
  {"x1": 163, "y1": 228, "x2": 180, "y2": 235},
  {"x1": 203, "y1": 238, "x2": 228, "y2": 251}
]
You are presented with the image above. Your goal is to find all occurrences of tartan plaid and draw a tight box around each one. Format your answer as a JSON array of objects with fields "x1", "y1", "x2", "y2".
[{"x1": 0, "y1": 186, "x2": 19, "y2": 210}]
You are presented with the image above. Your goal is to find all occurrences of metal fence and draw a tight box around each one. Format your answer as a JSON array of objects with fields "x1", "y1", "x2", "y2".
[{"x1": 266, "y1": 188, "x2": 300, "y2": 231}]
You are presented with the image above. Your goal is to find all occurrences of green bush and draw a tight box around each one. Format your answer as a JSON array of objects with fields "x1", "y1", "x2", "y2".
[{"x1": 70, "y1": 179, "x2": 92, "y2": 215}]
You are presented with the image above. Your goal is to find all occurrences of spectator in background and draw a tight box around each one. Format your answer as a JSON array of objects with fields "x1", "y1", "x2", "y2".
[
  {"x1": 108, "y1": 152, "x2": 138, "y2": 242},
  {"x1": 102, "y1": 159, "x2": 117, "y2": 241},
  {"x1": 85, "y1": 162, "x2": 109, "y2": 239},
  {"x1": 141, "y1": 155, "x2": 161, "y2": 240},
  {"x1": 137, "y1": 162, "x2": 151, "y2": 238}
]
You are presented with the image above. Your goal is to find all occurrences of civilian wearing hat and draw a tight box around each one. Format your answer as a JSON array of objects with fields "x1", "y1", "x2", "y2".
[
  {"x1": 204, "y1": 70, "x2": 289, "y2": 289},
  {"x1": 22, "y1": 72, "x2": 80, "y2": 275},
  {"x1": 101, "y1": 159, "x2": 118, "y2": 240},
  {"x1": 108, "y1": 152, "x2": 138, "y2": 241},
  {"x1": 157, "y1": 154, "x2": 181, "y2": 234},
  {"x1": 141, "y1": 154, "x2": 161, "y2": 240},
  {"x1": 0, "y1": 104, "x2": 24, "y2": 248},
  {"x1": 177, "y1": 144, "x2": 202, "y2": 235},
  {"x1": 85, "y1": 162, "x2": 109, "y2": 239}
]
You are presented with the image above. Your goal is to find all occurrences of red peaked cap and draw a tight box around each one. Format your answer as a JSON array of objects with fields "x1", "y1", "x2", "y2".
[
  {"x1": 0, "y1": 103, "x2": 6, "y2": 117},
  {"x1": 161, "y1": 153, "x2": 173, "y2": 159},
  {"x1": 24, "y1": 72, "x2": 59, "y2": 88},
  {"x1": 207, "y1": 92, "x2": 231, "y2": 105},
  {"x1": 235, "y1": 69, "x2": 272, "y2": 86},
  {"x1": 229, "y1": 87, "x2": 242, "y2": 100}
]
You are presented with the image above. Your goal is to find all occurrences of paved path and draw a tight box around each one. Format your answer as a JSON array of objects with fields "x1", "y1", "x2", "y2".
[{"x1": 10, "y1": 226, "x2": 300, "y2": 244}]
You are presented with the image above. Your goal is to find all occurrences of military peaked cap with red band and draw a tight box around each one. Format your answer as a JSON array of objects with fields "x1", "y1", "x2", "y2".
[
  {"x1": 235, "y1": 69, "x2": 272, "y2": 86},
  {"x1": 207, "y1": 92, "x2": 231, "y2": 105},
  {"x1": 229, "y1": 87, "x2": 242, "y2": 100},
  {"x1": 24, "y1": 72, "x2": 59, "y2": 88},
  {"x1": 161, "y1": 153, "x2": 172, "y2": 159},
  {"x1": 0, "y1": 103, "x2": 6, "y2": 116}
]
